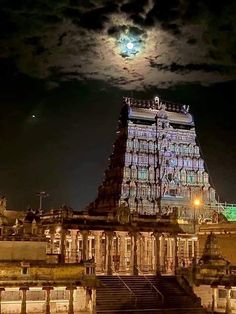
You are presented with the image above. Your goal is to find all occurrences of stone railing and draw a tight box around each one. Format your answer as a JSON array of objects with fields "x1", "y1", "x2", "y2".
[
  {"x1": 0, "y1": 235, "x2": 46, "y2": 241},
  {"x1": 0, "y1": 262, "x2": 85, "y2": 282}
]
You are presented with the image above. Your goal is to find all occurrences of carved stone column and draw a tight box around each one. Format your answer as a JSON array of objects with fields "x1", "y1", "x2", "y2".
[
  {"x1": 50, "y1": 231, "x2": 55, "y2": 254},
  {"x1": 66, "y1": 286, "x2": 76, "y2": 314},
  {"x1": 81, "y1": 230, "x2": 89, "y2": 261},
  {"x1": 211, "y1": 284, "x2": 218, "y2": 313},
  {"x1": 0, "y1": 288, "x2": 5, "y2": 314},
  {"x1": 132, "y1": 232, "x2": 138, "y2": 275},
  {"x1": 172, "y1": 235, "x2": 178, "y2": 274},
  {"x1": 154, "y1": 233, "x2": 161, "y2": 275},
  {"x1": 20, "y1": 287, "x2": 29, "y2": 314},
  {"x1": 143, "y1": 234, "x2": 148, "y2": 271},
  {"x1": 94, "y1": 232, "x2": 101, "y2": 272},
  {"x1": 86, "y1": 288, "x2": 93, "y2": 313},
  {"x1": 60, "y1": 228, "x2": 66, "y2": 263},
  {"x1": 225, "y1": 286, "x2": 232, "y2": 314},
  {"x1": 113, "y1": 233, "x2": 119, "y2": 272},
  {"x1": 105, "y1": 231, "x2": 113, "y2": 275},
  {"x1": 159, "y1": 234, "x2": 164, "y2": 273},
  {"x1": 91, "y1": 288, "x2": 96, "y2": 314},
  {"x1": 43, "y1": 286, "x2": 53, "y2": 314},
  {"x1": 70, "y1": 230, "x2": 78, "y2": 263},
  {"x1": 119, "y1": 233, "x2": 126, "y2": 273}
]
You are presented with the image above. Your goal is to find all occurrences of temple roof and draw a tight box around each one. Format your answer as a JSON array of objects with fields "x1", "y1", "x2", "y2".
[{"x1": 123, "y1": 97, "x2": 194, "y2": 126}]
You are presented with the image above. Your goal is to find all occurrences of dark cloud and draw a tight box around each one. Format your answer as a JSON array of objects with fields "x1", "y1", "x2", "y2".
[
  {"x1": 63, "y1": 2, "x2": 119, "y2": 30},
  {"x1": 107, "y1": 25, "x2": 145, "y2": 38},
  {"x1": 120, "y1": 0, "x2": 149, "y2": 15},
  {"x1": 0, "y1": 0, "x2": 236, "y2": 89},
  {"x1": 148, "y1": 0, "x2": 180, "y2": 23},
  {"x1": 62, "y1": 7, "x2": 81, "y2": 19},
  {"x1": 187, "y1": 37, "x2": 197, "y2": 45},
  {"x1": 149, "y1": 61, "x2": 234, "y2": 75}
]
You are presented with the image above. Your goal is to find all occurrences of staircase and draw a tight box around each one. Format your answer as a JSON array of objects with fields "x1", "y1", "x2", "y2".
[{"x1": 96, "y1": 275, "x2": 207, "y2": 314}]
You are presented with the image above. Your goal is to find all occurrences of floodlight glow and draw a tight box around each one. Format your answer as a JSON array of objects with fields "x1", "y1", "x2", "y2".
[
  {"x1": 223, "y1": 205, "x2": 236, "y2": 221},
  {"x1": 193, "y1": 198, "x2": 201, "y2": 206}
]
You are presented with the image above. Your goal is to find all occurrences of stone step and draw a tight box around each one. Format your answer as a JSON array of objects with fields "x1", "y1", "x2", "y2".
[
  {"x1": 97, "y1": 308, "x2": 206, "y2": 314},
  {"x1": 96, "y1": 275, "x2": 206, "y2": 313}
]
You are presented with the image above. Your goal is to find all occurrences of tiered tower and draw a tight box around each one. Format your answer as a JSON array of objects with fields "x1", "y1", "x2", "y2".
[{"x1": 88, "y1": 97, "x2": 216, "y2": 218}]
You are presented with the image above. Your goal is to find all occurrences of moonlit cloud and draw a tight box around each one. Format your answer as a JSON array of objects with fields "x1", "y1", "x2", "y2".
[{"x1": 1, "y1": 0, "x2": 236, "y2": 89}]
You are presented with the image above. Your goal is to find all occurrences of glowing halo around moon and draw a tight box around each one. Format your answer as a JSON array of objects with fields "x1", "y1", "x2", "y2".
[{"x1": 117, "y1": 33, "x2": 143, "y2": 58}]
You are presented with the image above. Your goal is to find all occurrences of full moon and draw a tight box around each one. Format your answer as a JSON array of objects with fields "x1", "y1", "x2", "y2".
[
  {"x1": 127, "y1": 42, "x2": 134, "y2": 50},
  {"x1": 117, "y1": 32, "x2": 143, "y2": 57}
]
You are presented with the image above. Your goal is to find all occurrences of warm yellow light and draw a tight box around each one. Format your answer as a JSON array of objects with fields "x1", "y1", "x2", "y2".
[
  {"x1": 193, "y1": 198, "x2": 201, "y2": 206},
  {"x1": 56, "y1": 226, "x2": 61, "y2": 233}
]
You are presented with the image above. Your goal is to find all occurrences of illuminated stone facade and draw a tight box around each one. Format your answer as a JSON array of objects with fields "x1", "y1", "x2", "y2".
[
  {"x1": 88, "y1": 97, "x2": 216, "y2": 220},
  {"x1": 0, "y1": 262, "x2": 96, "y2": 314},
  {"x1": 36, "y1": 98, "x2": 222, "y2": 276},
  {"x1": 2, "y1": 96, "x2": 236, "y2": 313},
  {"x1": 0, "y1": 211, "x2": 96, "y2": 314}
]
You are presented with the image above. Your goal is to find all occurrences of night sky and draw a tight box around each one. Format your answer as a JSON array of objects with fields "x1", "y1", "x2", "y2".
[{"x1": 1, "y1": 0, "x2": 236, "y2": 210}]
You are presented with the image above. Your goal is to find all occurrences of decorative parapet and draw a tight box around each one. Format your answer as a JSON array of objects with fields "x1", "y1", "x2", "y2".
[
  {"x1": 0, "y1": 235, "x2": 46, "y2": 241},
  {"x1": 0, "y1": 241, "x2": 47, "y2": 261},
  {"x1": 0, "y1": 262, "x2": 85, "y2": 283},
  {"x1": 123, "y1": 97, "x2": 189, "y2": 113}
]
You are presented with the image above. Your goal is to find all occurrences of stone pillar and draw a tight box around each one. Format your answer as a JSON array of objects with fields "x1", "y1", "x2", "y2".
[
  {"x1": 162, "y1": 236, "x2": 168, "y2": 273},
  {"x1": 81, "y1": 230, "x2": 89, "y2": 261},
  {"x1": 86, "y1": 288, "x2": 93, "y2": 313},
  {"x1": 66, "y1": 287, "x2": 76, "y2": 314},
  {"x1": 184, "y1": 238, "x2": 188, "y2": 266},
  {"x1": 119, "y1": 233, "x2": 126, "y2": 273},
  {"x1": 132, "y1": 232, "x2": 138, "y2": 275},
  {"x1": 225, "y1": 286, "x2": 232, "y2": 314},
  {"x1": 43, "y1": 287, "x2": 53, "y2": 314},
  {"x1": 94, "y1": 232, "x2": 101, "y2": 272},
  {"x1": 173, "y1": 236, "x2": 178, "y2": 274},
  {"x1": 138, "y1": 234, "x2": 144, "y2": 272},
  {"x1": 167, "y1": 237, "x2": 172, "y2": 273},
  {"x1": 211, "y1": 284, "x2": 218, "y2": 313},
  {"x1": 60, "y1": 228, "x2": 66, "y2": 263},
  {"x1": 70, "y1": 230, "x2": 78, "y2": 263},
  {"x1": 159, "y1": 234, "x2": 164, "y2": 273},
  {"x1": 154, "y1": 233, "x2": 161, "y2": 275},
  {"x1": 91, "y1": 288, "x2": 96, "y2": 314},
  {"x1": 20, "y1": 287, "x2": 29, "y2": 314},
  {"x1": 196, "y1": 239, "x2": 200, "y2": 263},
  {"x1": 0, "y1": 288, "x2": 5, "y2": 314},
  {"x1": 50, "y1": 232, "x2": 55, "y2": 254},
  {"x1": 106, "y1": 231, "x2": 113, "y2": 275},
  {"x1": 143, "y1": 234, "x2": 148, "y2": 271},
  {"x1": 103, "y1": 233, "x2": 107, "y2": 272}
]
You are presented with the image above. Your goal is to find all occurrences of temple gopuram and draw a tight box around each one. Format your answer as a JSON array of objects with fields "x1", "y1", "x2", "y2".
[
  {"x1": 89, "y1": 96, "x2": 216, "y2": 217},
  {"x1": 2, "y1": 97, "x2": 236, "y2": 313}
]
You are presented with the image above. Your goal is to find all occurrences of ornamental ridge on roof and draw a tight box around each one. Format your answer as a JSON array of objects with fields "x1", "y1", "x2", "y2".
[{"x1": 123, "y1": 96, "x2": 190, "y2": 114}]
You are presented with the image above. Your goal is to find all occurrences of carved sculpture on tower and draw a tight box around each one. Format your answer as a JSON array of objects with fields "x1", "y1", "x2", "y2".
[{"x1": 87, "y1": 97, "x2": 216, "y2": 219}]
